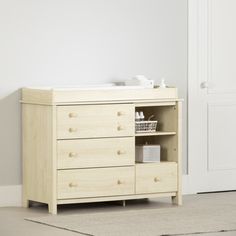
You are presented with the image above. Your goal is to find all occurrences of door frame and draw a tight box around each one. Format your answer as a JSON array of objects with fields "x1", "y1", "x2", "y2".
[{"x1": 184, "y1": 0, "x2": 204, "y2": 194}]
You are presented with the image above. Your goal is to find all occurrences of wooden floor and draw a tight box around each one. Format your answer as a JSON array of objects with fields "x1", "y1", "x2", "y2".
[{"x1": 0, "y1": 193, "x2": 236, "y2": 236}]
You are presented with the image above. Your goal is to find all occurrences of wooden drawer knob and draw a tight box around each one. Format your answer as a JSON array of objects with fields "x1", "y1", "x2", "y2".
[
  {"x1": 117, "y1": 111, "x2": 125, "y2": 116},
  {"x1": 69, "y1": 183, "x2": 78, "y2": 188},
  {"x1": 117, "y1": 180, "x2": 122, "y2": 185},
  {"x1": 69, "y1": 128, "x2": 78, "y2": 133},
  {"x1": 68, "y1": 113, "x2": 78, "y2": 118},
  {"x1": 117, "y1": 126, "x2": 125, "y2": 131},
  {"x1": 69, "y1": 152, "x2": 78, "y2": 158},
  {"x1": 117, "y1": 150, "x2": 126, "y2": 155},
  {"x1": 154, "y1": 177, "x2": 161, "y2": 182}
]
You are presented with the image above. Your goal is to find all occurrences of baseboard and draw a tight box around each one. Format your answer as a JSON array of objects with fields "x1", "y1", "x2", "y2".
[
  {"x1": 0, "y1": 185, "x2": 22, "y2": 207},
  {"x1": 182, "y1": 174, "x2": 197, "y2": 195}
]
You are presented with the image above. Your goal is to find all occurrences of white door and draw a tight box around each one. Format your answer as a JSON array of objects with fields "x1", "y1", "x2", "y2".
[{"x1": 188, "y1": 0, "x2": 236, "y2": 192}]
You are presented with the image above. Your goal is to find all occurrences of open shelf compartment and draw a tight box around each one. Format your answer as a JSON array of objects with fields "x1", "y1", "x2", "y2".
[
  {"x1": 135, "y1": 104, "x2": 178, "y2": 136},
  {"x1": 135, "y1": 103, "x2": 179, "y2": 164}
]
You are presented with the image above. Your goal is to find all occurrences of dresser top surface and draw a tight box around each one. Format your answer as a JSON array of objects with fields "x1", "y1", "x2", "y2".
[{"x1": 21, "y1": 86, "x2": 181, "y2": 105}]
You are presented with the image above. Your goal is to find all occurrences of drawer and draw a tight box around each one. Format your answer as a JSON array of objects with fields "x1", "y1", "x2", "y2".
[
  {"x1": 57, "y1": 104, "x2": 134, "y2": 139},
  {"x1": 57, "y1": 137, "x2": 135, "y2": 169},
  {"x1": 57, "y1": 167, "x2": 135, "y2": 199},
  {"x1": 136, "y1": 163, "x2": 177, "y2": 194}
]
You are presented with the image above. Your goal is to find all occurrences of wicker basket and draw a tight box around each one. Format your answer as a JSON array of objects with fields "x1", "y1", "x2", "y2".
[{"x1": 135, "y1": 120, "x2": 158, "y2": 133}]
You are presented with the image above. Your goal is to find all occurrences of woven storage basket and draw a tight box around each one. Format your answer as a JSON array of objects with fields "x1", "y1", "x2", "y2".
[{"x1": 135, "y1": 120, "x2": 158, "y2": 133}]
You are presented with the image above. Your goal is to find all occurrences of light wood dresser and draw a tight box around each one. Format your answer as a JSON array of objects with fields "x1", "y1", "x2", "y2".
[{"x1": 21, "y1": 86, "x2": 182, "y2": 214}]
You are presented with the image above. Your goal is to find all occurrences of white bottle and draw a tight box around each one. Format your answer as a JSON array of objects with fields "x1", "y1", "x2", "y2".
[
  {"x1": 160, "y1": 78, "x2": 166, "y2": 88},
  {"x1": 135, "y1": 112, "x2": 141, "y2": 122},
  {"x1": 139, "y1": 111, "x2": 145, "y2": 121}
]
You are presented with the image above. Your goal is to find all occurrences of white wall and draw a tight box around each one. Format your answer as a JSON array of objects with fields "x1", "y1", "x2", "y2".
[{"x1": 0, "y1": 0, "x2": 187, "y2": 186}]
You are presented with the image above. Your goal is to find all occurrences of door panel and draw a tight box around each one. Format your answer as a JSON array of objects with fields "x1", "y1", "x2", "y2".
[
  {"x1": 208, "y1": 103, "x2": 236, "y2": 170},
  {"x1": 209, "y1": 0, "x2": 236, "y2": 93}
]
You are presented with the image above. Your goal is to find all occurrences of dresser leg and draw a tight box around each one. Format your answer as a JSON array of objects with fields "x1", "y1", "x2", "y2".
[
  {"x1": 122, "y1": 200, "x2": 126, "y2": 207},
  {"x1": 48, "y1": 203, "x2": 57, "y2": 215},
  {"x1": 172, "y1": 194, "x2": 182, "y2": 206},
  {"x1": 22, "y1": 198, "x2": 30, "y2": 208}
]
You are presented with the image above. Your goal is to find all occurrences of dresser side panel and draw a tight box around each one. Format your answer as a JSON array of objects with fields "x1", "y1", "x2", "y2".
[{"x1": 22, "y1": 104, "x2": 54, "y2": 204}]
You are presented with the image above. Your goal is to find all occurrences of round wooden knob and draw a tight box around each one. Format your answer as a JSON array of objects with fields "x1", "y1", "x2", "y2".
[
  {"x1": 117, "y1": 126, "x2": 124, "y2": 131},
  {"x1": 69, "y1": 128, "x2": 78, "y2": 133},
  {"x1": 69, "y1": 183, "x2": 78, "y2": 188},
  {"x1": 154, "y1": 177, "x2": 161, "y2": 182},
  {"x1": 69, "y1": 152, "x2": 78, "y2": 158},
  {"x1": 117, "y1": 150, "x2": 126, "y2": 155},
  {"x1": 68, "y1": 113, "x2": 78, "y2": 118},
  {"x1": 117, "y1": 180, "x2": 122, "y2": 185},
  {"x1": 117, "y1": 111, "x2": 125, "y2": 116}
]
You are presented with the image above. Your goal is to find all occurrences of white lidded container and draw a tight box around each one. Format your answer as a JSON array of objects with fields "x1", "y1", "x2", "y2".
[{"x1": 135, "y1": 145, "x2": 161, "y2": 163}]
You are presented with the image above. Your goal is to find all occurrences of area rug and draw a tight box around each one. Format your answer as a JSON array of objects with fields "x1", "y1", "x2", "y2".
[{"x1": 25, "y1": 194, "x2": 236, "y2": 236}]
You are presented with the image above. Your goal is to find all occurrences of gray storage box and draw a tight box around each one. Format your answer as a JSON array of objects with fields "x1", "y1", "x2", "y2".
[{"x1": 135, "y1": 145, "x2": 161, "y2": 163}]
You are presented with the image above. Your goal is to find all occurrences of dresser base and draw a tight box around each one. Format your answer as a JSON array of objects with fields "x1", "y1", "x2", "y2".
[{"x1": 23, "y1": 191, "x2": 181, "y2": 215}]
